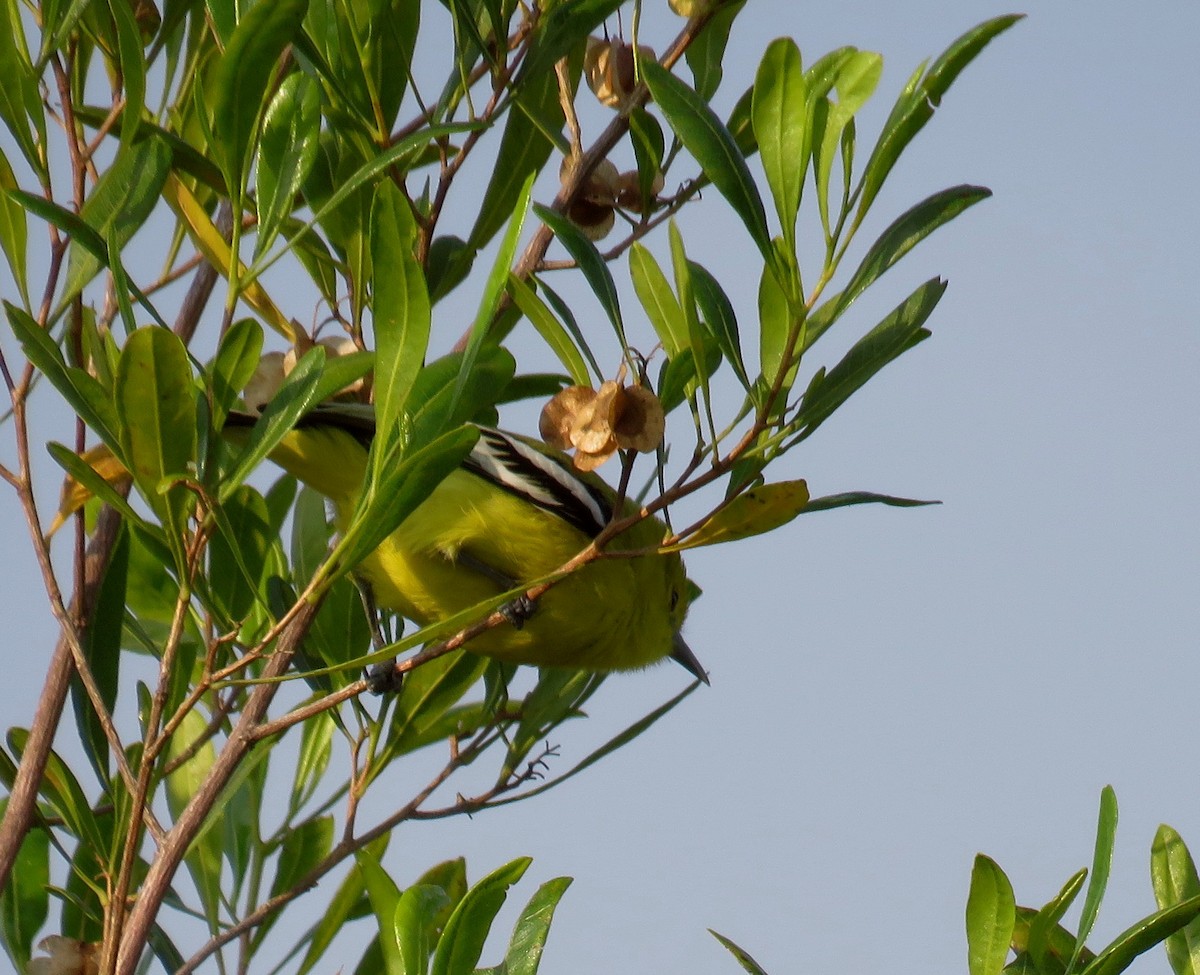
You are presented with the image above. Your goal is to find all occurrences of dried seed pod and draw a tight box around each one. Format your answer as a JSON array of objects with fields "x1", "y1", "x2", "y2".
[
  {"x1": 540, "y1": 379, "x2": 667, "y2": 470},
  {"x1": 28, "y1": 936, "x2": 102, "y2": 975},
  {"x1": 584, "y1": 36, "x2": 655, "y2": 110},
  {"x1": 562, "y1": 157, "x2": 621, "y2": 240},
  {"x1": 614, "y1": 168, "x2": 665, "y2": 212}
]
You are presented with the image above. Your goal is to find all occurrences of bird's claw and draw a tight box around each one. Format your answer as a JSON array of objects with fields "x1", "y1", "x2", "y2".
[
  {"x1": 500, "y1": 595, "x2": 537, "y2": 630},
  {"x1": 366, "y1": 660, "x2": 404, "y2": 695}
]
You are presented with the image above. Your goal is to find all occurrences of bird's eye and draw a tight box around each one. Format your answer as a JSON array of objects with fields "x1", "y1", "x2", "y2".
[{"x1": 669, "y1": 588, "x2": 679, "y2": 612}]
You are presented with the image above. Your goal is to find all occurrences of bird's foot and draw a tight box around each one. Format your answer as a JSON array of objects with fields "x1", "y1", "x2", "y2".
[
  {"x1": 499, "y1": 594, "x2": 537, "y2": 630},
  {"x1": 366, "y1": 659, "x2": 404, "y2": 695}
]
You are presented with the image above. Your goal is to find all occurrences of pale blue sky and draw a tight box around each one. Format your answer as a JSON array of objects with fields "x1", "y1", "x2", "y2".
[{"x1": 3, "y1": 1, "x2": 1198, "y2": 973}]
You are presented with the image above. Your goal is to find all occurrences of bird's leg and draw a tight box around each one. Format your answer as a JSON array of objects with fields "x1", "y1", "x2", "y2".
[
  {"x1": 454, "y1": 550, "x2": 537, "y2": 629},
  {"x1": 356, "y1": 576, "x2": 405, "y2": 694}
]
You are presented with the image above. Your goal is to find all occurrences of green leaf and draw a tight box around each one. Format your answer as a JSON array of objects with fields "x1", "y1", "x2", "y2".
[
  {"x1": 481, "y1": 876, "x2": 572, "y2": 975},
  {"x1": 752, "y1": 37, "x2": 806, "y2": 249},
  {"x1": 535, "y1": 202, "x2": 626, "y2": 346},
  {"x1": 431, "y1": 858, "x2": 532, "y2": 975},
  {"x1": 70, "y1": 525, "x2": 127, "y2": 784},
  {"x1": 0, "y1": 0, "x2": 44, "y2": 174},
  {"x1": 209, "y1": 317, "x2": 265, "y2": 430},
  {"x1": 370, "y1": 180, "x2": 430, "y2": 470},
  {"x1": 826, "y1": 184, "x2": 992, "y2": 333},
  {"x1": 1071, "y1": 786, "x2": 1119, "y2": 973},
  {"x1": 857, "y1": 15, "x2": 1022, "y2": 221},
  {"x1": 757, "y1": 252, "x2": 792, "y2": 385},
  {"x1": 164, "y1": 710, "x2": 223, "y2": 923},
  {"x1": 0, "y1": 812, "x2": 48, "y2": 971},
  {"x1": 256, "y1": 72, "x2": 321, "y2": 258},
  {"x1": 535, "y1": 278, "x2": 603, "y2": 381},
  {"x1": 1152, "y1": 826, "x2": 1200, "y2": 975},
  {"x1": 801, "y1": 490, "x2": 938, "y2": 513},
  {"x1": 207, "y1": 485, "x2": 271, "y2": 623},
  {"x1": 967, "y1": 855, "x2": 1016, "y2": 975},
  {"x1": 641, "y1": 59, "x2": 779, "y2": 282},
  {"x1": 104, "y1": 0, "x2": 146, "y2": 156},
  {"x1": 427, "y1": 234, "x2": 475, "y2": 304},
  {"x1": 366, "y1": 0, "x2": 420, "y2": 132},
  {"x1": 290, "y1": 709, "x2": 335, "y2": 816},
  {"x1": 628, "y1": 107, "x2": 665, "y2": 216},
  {"x1": 684, "y1": 0, "x2": 745, "y2": 99},
  {"x1": 219, "y1": 347, "x2": 327, "y2": 499},
  {"x1": 469, "y1": 66, "x2": 560, "y2": 249},
  {"x1": 453, "y1": 171, "x2": 535, "y2": 422},
  {"x1": 796, "y1": 277, "x2": 945, "y2": 440},
  {"x1": 689, "y1": 259, "x2": 750, "y2": 392},
  {"x1": 0, "y1": 148, "x2": 29, "y2": 306},
  {"x1": 210, "y1": 0, "x2": 309, "y2": 199},
  {"x1": 1080, "y1": 896, "x2": 1200, "y2": 975},
  {"x1": 668, "y1": 220, "x2": 714, "y2": 402},
  {"x1": 383, "y1": 651, "x2": 489, "y2": 763},
  {"x1": 709, "y1": 930, "x2": 771, "y2": 975},
  {"x1": 518, "y1": 0, "x2": 622, "y2": 85},
  {"x1": 61, "y1": 137, "x2": 173, "y2": 307},
  {"x1": 502, "y1": 670, "x2": 602, "y2": 778},
  {"x1": 1029, "y1": 869, "x2": 1089, "y2": 975},
  {"x1": 5, "y1": 302, "x2": 120, "y2": 450},
  {"x1": 297, "y1": 837, "x2": 383, "y2": 975},
  {"x1": 813, "y1": 50, "x2": 881, "y2": 237},
  {"x1": 629, "y1": 241, "x2": 686, "y2": 356},
  {"x1": 115, "y1": 326, "x2": 197, "y2": 553},
  {"x1": 395, "y1": 884, "x2": 451, "y2": 975},
  {"x1": 507, "y1": 274, "x2": 592, "y2": 387},
  {"x1": 258, "y1": 816, "x2": 334, "y2": 943},
  {"x1": 6, "y1": 729, "x2": 104, "y2": 850},
  {"x1": 356, "y1": 849, "x2": 404, "y2": 975}
]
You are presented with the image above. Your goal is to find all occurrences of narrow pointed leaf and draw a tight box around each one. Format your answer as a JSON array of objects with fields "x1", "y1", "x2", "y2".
[
  {"x1": 709, "y1": 930, "x2": 771, "y2": 975},
  {"x1": 797, "y1": 277, "x2": 945, "y2": 439},
  {"x1": 752, "y1": 37, "x2": 806, "y2": 246},
  {"x1": 535, "y1": 202, "x2": 625, "y2": 345},
  {"x1": 210, "y1": 0, "x2": 309, "y2": 197},
  {"x1": 508, "y1": 274, "x2": 592, "y2": 387},
  {"x1": 431, "y1": 858, "x2": 532, "y2": 975},
  {"x1": 256, "y1": 72, "x2": 320, "y2": 258},
  {"x1": 1026, "y1": 869, "x2": 1089, "y2": 974},
  {"x1": 858, "y1": 15, "x2": 1021, "y2": 219},
  {"x1": 371, "y1": 181, "x2": 430, "y2": 468},
  {"x1": 1070, "y1": 786, "x2": 1119, "y2": 973},
  {"x1": 491, "y1": 877, "x2": 573, "y2": 975},
  {"x1": 629, "y1": 241, "x2": 685, "y2": 356},
  {"x1": 1080, "y1": 896, "x2": 1200, "y2": 975},
  {"x1": 642, "y1": 59, "x2": 778, "y2": 280}
]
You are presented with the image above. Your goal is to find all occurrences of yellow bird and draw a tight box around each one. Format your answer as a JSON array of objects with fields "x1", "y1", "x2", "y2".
[{"x1": 225, "y1": 406, "x2": 706, "y2": 683}]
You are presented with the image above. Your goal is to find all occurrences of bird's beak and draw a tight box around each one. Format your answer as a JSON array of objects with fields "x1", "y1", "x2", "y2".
[{"x1": 671, "y1": 632, "x2": 709, "y2": 685}]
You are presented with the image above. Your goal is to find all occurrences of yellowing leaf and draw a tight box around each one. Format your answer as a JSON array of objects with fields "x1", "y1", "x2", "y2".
[
  {"x1": 161, "y1": 174, "x2": 294, "y2": 340},
  {"x1": 46, "y1": 444, "x2": 132, "y2": 537},
  {"x1": 667, "y1": 479, "x2": 809, "y2": 551}
]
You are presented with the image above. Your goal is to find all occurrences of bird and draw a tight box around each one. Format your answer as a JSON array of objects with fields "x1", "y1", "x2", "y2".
[{"x1": 224, "y1": 404, "x2": 707, "y2": 684}]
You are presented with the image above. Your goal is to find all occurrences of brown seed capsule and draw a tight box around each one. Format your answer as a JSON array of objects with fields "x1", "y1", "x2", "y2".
[
  {"x1": 584, "y1": 36, "x2": 655, "y2": 110},
  {"x1": 614, "y1": 168, "x2": 665, "y2": 212},
  {"x1": 540, "y1": 379, "x2": 667, "y2": 470}
]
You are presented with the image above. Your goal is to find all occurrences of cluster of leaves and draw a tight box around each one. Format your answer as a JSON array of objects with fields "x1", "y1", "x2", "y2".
[
  {"x1": 0, "y1": 0, "x2": 1023, "y2": 973},
  {"x1": 966, "y1": 788, "x2": 1200, "y2": 975}
]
